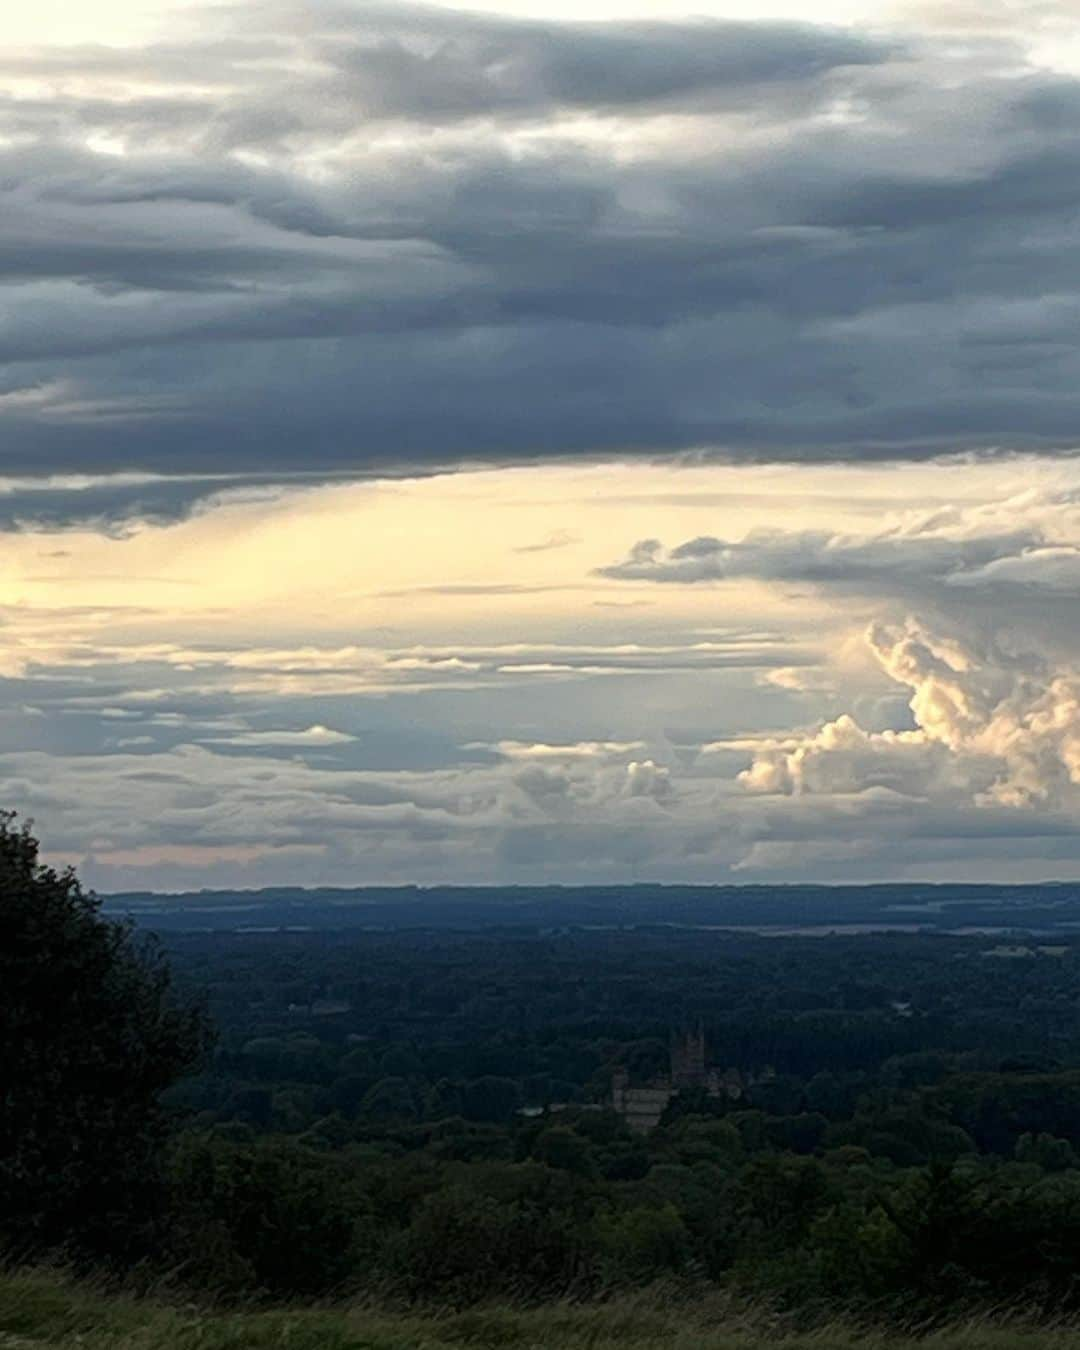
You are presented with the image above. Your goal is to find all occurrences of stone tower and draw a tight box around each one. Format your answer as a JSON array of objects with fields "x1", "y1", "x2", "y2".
[{"x1": 670, "y1": 1024, "x2": 707, "y2": 1087}]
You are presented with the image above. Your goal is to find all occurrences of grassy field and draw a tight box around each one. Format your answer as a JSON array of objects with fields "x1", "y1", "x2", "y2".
[{"x1": 2, "y1": 1271, "x2": 1080, "y2": 1350}]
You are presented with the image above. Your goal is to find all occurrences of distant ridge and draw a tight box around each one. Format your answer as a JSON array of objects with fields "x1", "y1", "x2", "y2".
[{"x1": 101, "y1": 881, "x2": 1080, "y2": 935}]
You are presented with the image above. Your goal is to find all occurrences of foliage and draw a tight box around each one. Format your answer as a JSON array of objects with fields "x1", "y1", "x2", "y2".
[
  {"x1": 0, "y1": 814, "x2": 210, "y2": 1262},
  {"x1": 144, "y1": 917, "x2": 1080, "y2": 1309},
  {"x1": 18, "y1": 838, "x2": 1080, "y2": 1317},
  {"x1": 167, "y1": 1133, "x2": 362, "y2": 1296}
]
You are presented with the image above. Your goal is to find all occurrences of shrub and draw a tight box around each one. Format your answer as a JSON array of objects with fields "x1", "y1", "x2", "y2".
[{"x1": 0, "y1": 815, "x2": 209, "y2": 1263}]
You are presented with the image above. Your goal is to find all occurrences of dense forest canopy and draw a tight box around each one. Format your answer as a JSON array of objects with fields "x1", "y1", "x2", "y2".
[{"x1": 152, "y1": 919, "x2": 1080, "y2": 1307}]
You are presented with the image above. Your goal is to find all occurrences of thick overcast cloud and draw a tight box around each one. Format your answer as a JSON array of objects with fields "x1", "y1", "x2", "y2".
[{"x1": 4, "y1": 0, "x2": 1080, "y2": 501}]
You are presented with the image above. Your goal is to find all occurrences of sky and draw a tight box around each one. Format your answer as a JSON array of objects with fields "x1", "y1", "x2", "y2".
[{"x1": 5, "y1": 0, "x2": 1080, "y2": 890}]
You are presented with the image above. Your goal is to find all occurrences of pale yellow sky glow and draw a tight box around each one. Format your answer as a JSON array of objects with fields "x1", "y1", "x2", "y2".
[
  {"x1": 3, "y1": 454, "x2": 1080, "y2": 889},
  {"x1": 7, "y1": 456, "x2": 1067, "y2": 637}
]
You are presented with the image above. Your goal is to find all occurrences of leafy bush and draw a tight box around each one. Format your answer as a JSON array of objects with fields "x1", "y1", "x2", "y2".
[
  {"x1": 168, "y1": 1134, "x2": 362, "y2": 1296},
  {"x1": 0, "y1": 815, "x2": 209, "y2": 1263}
]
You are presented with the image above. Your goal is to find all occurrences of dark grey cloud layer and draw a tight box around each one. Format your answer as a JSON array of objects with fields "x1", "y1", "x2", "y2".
[
  {"x1": 599, "y1": 528, "x2": 1046, "y2": 587},
  {"x1": 308, "y1": 4, "x2": 887, "y2": 121},
  {"x1": 598, "y1": 489, "x2": 1080, "y2": 600},
  {"x1": 0, "y1": 473, "x2": 343, "y2": 535},
  {"x1": 3, "y1": 1, "x2": 1080, "y2": 500}
]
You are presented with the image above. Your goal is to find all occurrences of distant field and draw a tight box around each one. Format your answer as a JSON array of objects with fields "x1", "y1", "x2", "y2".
[{"x1": 2, "y1": 1272, "x2": 1079, "y2": 1350}]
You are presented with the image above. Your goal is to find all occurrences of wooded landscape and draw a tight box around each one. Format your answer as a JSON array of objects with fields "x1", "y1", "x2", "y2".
[{"x1": 13, "y1": 816, "x2": 1080, "y2": 1339}]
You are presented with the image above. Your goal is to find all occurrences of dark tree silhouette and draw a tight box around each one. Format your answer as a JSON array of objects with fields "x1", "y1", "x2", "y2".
[{"x1": 0, "y1": 814, "x2": 210, "y2": 1262}]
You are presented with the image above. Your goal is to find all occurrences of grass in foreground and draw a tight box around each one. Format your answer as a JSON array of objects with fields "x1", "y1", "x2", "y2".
[{"x1": 1, "y1": 1269, "x2": 1079, "y2": 1350}]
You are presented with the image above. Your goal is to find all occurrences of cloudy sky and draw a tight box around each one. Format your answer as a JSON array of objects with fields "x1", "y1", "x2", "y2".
[{"x1": 5, "y1": 0, "x2": 1080, "y2": 890}]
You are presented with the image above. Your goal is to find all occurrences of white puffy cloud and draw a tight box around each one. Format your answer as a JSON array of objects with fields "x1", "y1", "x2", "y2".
[
  {"x1": 625, "y1": 758, "x2": 673, "y2": 801},
  {"x1": 201, "y1": 724, "x2": 356, "y2": 746},
  {"x1": 738, "y1": 713, "x2": 970, "y2": 797},
  {"x1": 487, "y1": 739, "x2": 647, "y2": 759},
  {"x1": 741, "y1": 618, "x2": 1080, "y2": 811},
  {"x1": 508, "y1": 746, "x2": 675, "y2": 817}
]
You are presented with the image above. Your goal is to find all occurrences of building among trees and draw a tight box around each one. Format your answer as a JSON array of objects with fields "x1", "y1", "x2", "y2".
[{"x1": 611, "y1": 1027, "x2": 745, "y2": 1133}]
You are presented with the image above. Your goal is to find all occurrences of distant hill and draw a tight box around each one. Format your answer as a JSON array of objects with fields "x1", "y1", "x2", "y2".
[{"x1": 101, "y1": 880, "x2": 1080, "y2": 935}]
